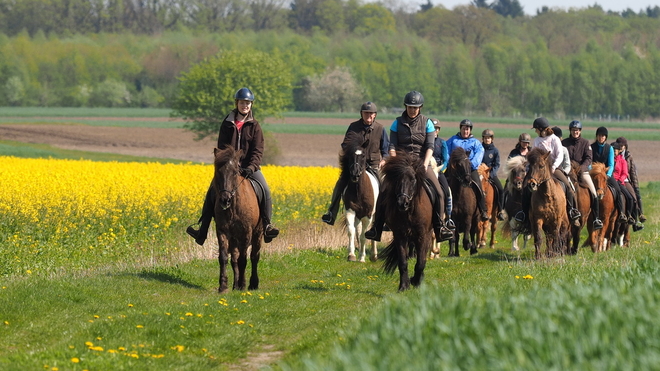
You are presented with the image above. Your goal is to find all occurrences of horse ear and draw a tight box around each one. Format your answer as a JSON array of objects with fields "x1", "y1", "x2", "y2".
[{"x1": 214, "y1": 147, "x2": 220, "y2": 156}]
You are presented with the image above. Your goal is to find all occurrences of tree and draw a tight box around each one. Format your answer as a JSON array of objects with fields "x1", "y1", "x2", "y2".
[
  {"x1": 491, "y1": 0, "x2": 524, "y2": 18},
  {"x1": 299, "y1": 66, "x2": 363, "y2": 112},
  {"x1": 171, "y1": 50, "x2": 293, "y2": 139}
]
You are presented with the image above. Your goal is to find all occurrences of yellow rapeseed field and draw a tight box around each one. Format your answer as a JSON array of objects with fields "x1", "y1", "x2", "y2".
[{"x1": 0, "y1": 156, "x2": 339, "y2": 276}]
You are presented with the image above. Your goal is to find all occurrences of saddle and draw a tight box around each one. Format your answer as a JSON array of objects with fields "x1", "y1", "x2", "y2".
[
  {"x1": 422, "y1": 178, "x2": 438, "y2": 206},
  {"x1": 248, "y1": 178, "x2": 266, "y2": 207}
]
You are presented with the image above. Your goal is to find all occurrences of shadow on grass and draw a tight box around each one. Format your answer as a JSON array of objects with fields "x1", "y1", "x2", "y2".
[
  {"x1": 470, "y1": 249, "x2": 533, "y2": 262},
  {"x1": 116, "y1": 270, "x2": 205, "y2": 289}
]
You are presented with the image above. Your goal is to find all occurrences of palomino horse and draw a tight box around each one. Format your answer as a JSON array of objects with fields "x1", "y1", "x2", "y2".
[
  {"x1": 212, "y1": 146, "x2": 263, "y2": 293},
  {"x1": 340, "y1": 139, "x2": 379, "y2": 262},
  {"x1": 568, "y1": 161, "x2": 591, "y2": 255},
  {"x1": 501, "y1": 156, "x2": 531, "y2": 251},
  {"x1": 446, "y1": 147, "x2": 479, "y2": 256},
  {"x1": 588, "y1": 163, "x2": 618, "y2": 252},
  {"x1": 526, "y1": 147, "x2": 571, "y2": 258},
  {"x1": 380, "y1": 152, "x2": 434, "y2": 291},
  {"x1": 477, "y1": 163, "x2": 497, "y2": 249}
]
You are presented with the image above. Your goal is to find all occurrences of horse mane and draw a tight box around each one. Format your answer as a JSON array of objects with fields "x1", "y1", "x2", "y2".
[
  {"x1": 569, "y1": 160, "x2": 581, "y2": 183},
  {"x1": 590, "y1": 162, "x2": 607, "y2": 178},
  {"x1": 477, "y1": 163, "x2": 490, "y2": 178},
  {"x1": 381, "y1": 151, "x2": 425, "y2": 194},
  {"x1": 449, "y1": 146, "x2": 468, "y2": 164},
  {"x1": 526, "y1": 147, "x2": 549, "y2": 166},
  {"x1": 214, "y1": 145, "x2": 237, "y2": 166},
  {"x1": 504, "y1": 156, "x2": 526, "y2": 175},
  {"x1": 338, "y1": 137, "x2": 363, "y2": 179}
]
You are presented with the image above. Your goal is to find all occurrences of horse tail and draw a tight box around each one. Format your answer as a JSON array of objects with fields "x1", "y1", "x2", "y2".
[
  {"x1": 381, "y1": 239, "x2": 399, "y2": 275},
  {"x1": 501, "y1": 220, "x2": 512, "y2": 237}
]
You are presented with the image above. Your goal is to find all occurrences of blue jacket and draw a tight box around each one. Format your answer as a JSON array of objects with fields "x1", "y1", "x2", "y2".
[
  {"x1": 446, "y1": 133, "x2": 484, "y2": 170},
  {"x1": 433, "y1": 137, "x2": 448, "y2": 172},
  {"x1": 481, "y1": 142, "x2": 500, "y2": 179}
]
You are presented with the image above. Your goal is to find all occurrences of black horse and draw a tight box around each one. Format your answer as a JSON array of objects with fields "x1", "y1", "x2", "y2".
[{"x1": 446, "y1": 147, "x2": 479, "y2": 256}]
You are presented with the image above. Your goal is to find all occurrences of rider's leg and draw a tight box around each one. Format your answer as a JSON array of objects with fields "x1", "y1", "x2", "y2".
[
  {"x1": 187, "y1": 182, "x2": 215, "y2": 246},
  {"x1": 491, "y1": 174, "x2": 506, "y2": 220},
  {"x1": 470, "y1": 169, "x2": 489, "y2": 221},
  {"x1": 251, "y1": 170, "x2": 280, "y2": 242},
  {"x1": 437, "y1": 172, "x2": 455, "y2": 229},
  {"x1": 608, "y1": 177, "x2": 627, "y2": 221},
  {"x1": 582, "y1": 172, "x2": 603, "y2": 229},
  {"x1": 554, "y1": 169, "x2": 580, "y2": 220},
  {"x1": 426, "y1": 166, "x2": 452, "y2": 242},
  {"x1": 621, "y1": 183, "x2": 636, "y2": 224},
  {"x1": 365, "y1": 193, "x2": 385, "y2": 241},
  {"x1": 633, "y1": 186, "x2": 646, "y2": 222},
  {"x1": 322, "y1": 177, "x2": 346, "y2": 225}
]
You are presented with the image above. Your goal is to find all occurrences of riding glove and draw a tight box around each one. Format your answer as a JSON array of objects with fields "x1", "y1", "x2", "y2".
[{"x1": 240, "y1": 167, "x2": 253, "y2": 178}]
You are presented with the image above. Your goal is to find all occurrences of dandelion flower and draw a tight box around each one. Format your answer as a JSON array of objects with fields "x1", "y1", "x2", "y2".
[
  {"x1": 237, "y1": 320, "x2": 245, "y2": 325},
  {"x1": 172, "y1": 345, "x2": 185, "y2": 352},
  {"x1": 136, "y1": 325, "x2": 144, "y2": 328},
  {"x1": 71, "y1": 358, "x2": 80, "y2": 363}
]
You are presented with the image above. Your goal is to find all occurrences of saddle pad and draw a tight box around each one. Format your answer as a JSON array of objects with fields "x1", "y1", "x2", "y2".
[
  {"x1": 249, "y1": 179, "x2": 265, "y2": 206},
  {"x1": 422, "y1": 178, "x2": 437, "y2": 205}
]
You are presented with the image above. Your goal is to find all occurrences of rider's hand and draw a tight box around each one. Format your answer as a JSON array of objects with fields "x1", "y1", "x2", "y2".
[{"x1": 240, "y1": 168, "x2": 253, "y2": 178}]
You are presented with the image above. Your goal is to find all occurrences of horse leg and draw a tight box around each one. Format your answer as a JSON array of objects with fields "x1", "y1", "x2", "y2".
[
  {"x1": 248, "y1": 237, "x2": 261, "y2": 290},
  {"x1": 358, "y1": 216, "x2": 370, "y2": 262},
  {"x1": 533, "y1": 223, "x2": 543, "y2": 259},
  {"x1": 512, "y1": 229, "x2": 520, "y2": 251},
  {"x1": 395, "y1": 240, "x2": 410, "y2": 292},
  {"x1": 489, "y1": 220, "x2": 497, "y2": 248},
  {"x1": 410, "y1": 236, "x2": 428, "y2": 287},
  {"x1": 345, "y1": 210, "x2": 357, "y2": 262},
  {"x1": 217, "y1": 234, "x2": 230, "y2": 294},
  {"x1": 233, "y1": 246, "x2": 246, "y2": 290}
]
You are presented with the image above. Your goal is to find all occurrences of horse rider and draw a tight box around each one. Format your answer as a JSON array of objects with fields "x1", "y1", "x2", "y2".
[
  {"x1": 480, "y1": 129, "x2": 506, "y2": 220},
  {"x1": 590, "y1": 126, "x2": 627, "y2": 223},
  {"x1": 612, "y1": 141, "x2": 644, "y2": 231},
  {"x1": 321, "y1": 101, "x2": 389, "y2": 225},
  {"x1": 365, "y1": 90, "x2": 454, "y2": 243},
  {"x1": 561, "y1": 120, "x2": 603, "y2": 230},
  {"x1": 514, "y1": 117, "x2": 582, "y2": 226},
  {"x1": 186, "y1": 87, "x2": 280, "y2": 245},
  {"x1": 615, "y1": 136, "x2": 646, "y2": 228},
  {"x1": 508, "y1": 132, "x2": 532, "y2": 159},
  {"x1": 431, "y1": 118, "x2": 454, "y2": 229},
  {"x1": 446, "y1": 119, "x2": 490, "y2": 221}
]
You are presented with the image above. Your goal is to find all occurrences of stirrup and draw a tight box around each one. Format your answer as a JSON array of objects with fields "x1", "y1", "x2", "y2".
[
  {"x1": 365, "y1": 227, "x2": 381, "y2": 242},
  {"x1": 497, "y1": 210, "x2": 507, "y2": 221},
  {"x1": 569, "y1": 208, "x2": 581, "y2": 220},
  {"x1": 264, "y1": 224, "x2": 279, "y2": 238},
  {"x1": 627, "y1": 216, "x2": 636, "y2": 225},
  {"x1": 593, "y1": 219, "x2": 603, "y2": 230},
  {"x1": 639, "y1": 214, "x2": 647, "y2": 223},
  {"x1": 514, "y1": 211, "x2": 525, "y2": 223},
  {"x1": 437, "y1": 227, "x2": 453, "y2": 242},
  {"x1": 321, "y1": 212, "x2": 334, "y2": 225},
  {"x1": 446, "y1": 219, "x2": 456, "y2": 229},
  {"x1": 633, "y1": 223, "x2": 644, "y2": 232}
]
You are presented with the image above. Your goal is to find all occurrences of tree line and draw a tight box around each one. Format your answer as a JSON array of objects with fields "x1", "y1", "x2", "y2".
[{"x1": 0, "y1": 1, "x2": 660, "y2": 118}]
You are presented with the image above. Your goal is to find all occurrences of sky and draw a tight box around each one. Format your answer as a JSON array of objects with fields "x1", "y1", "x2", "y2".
[{"x1": 398, "y1": 0, "x2": 657, "y2": 15}]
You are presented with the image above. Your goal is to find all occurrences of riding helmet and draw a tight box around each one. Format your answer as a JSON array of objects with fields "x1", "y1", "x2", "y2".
[
  {"x1": 610, "y1": 141, "x2": 621, "y2": 150},
  {"x1": 403, "y1": 91, "x2": 424, "y2": 107},
  {"x1": 459, "y1": 119, "x2": 473, "y2": 128},
  {"x1": 518, "y1": 133, "x2": 532, "y2": 143},
  {"x1": 360, "y1": 101, "x2": 377, "y2": 113},
  {"x1": 482, "y1": 129, "x2": 494, "y2": 138},
  {"x1": 616, "y1": 136, "x2": 628, "y2": 148},
  {"x1": 596, "y1": 126, "x2": 608, "y2": 138},
  {"x1": 234, "y1": 87, "x2": 255, "y2": 101},
  {"x1": 552, "y1": 126, "x2": 563, "y2": 138},
  {"x1": 431, "y1": 118, "x2": 441, "y2": 129},
  {"x1": 532, "y1": 117, "x2": 549, "y2": 129},
  {"x1": 569, "y1": 120, "x2": 582, "y2": 130}
]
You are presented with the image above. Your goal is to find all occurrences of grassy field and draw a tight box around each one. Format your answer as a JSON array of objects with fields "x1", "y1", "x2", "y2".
[{"x1": 0, "y1": 108, "x2": 659, "y2": 370}]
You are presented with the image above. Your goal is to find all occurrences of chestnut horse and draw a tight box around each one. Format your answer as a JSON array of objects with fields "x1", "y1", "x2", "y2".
[
  {"x1": 446, "y1": 147, "x2": 479, "y2": 256},
  {"x1": 340, "y1": 139, "x2": 379, "y2": 262},
  {"x1": 380, "y1": 152, "x2": 433, "y2": 291},
  {"x1": 212, "y1": 146, "x2": 263, "y2": 293},
  {"x1": 501, "y1": 156, "x2": 531, "y2": 251},
  {"x1": 568, "y1": 161, "x2": 591, "y2": 255},
  {"x1": 477, "y1": 163, "x2": 497, "y2": 249},
  {"x1": 588, "y1": 163, "x2": 618, "y2": 252},
  {"x1": 526, "y1": 147, "x2": 571, "y2": 258}
]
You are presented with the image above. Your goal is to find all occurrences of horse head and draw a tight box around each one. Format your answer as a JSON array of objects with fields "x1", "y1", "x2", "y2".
[
  {"x1": 526, "y1": 147, "x2": 552, "y2": 193},
  {"x1": 590, "y1": 162, "x2": 608, "y2": 200},
  {"x1": 382, "y1": 152, "x2": 421, "y2": 212},
  {"x1": 449, "y1": 147, "x2": 472, "y2": 186},
  {"x1": 505, "y1": 156, "x2": 527, "y2": 191},
  {"x1": 340, "y1": 139, "x2": 368, "y2": 183},
  {"x1": 213, "y1": 146, "x2": 242, "y2": 210}
]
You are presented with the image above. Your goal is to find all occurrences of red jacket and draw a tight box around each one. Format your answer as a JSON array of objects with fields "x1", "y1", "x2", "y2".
[{"x1": 612, "y1": 153, "x2": 628, "y2": 185}]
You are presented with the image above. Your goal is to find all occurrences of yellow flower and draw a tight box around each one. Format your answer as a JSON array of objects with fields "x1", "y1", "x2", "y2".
[
  {"x1": 136, "y1": 325, "x2": 144, "y2": 328},
  {"x1": 128, "y1": 304, "x2": 134, "y2": 307},
  {"x1": 236, "y1": 320, "x2": 245, "y2": 325},
  {"x1": 71, "y1": 358, "x2": 80, "y2": 363},
  {"x1": 523, "y1": 275, "x2": 534, "y2": 280},
  {"x1": 185, "y1": 312, "x2": 193, "y2": 316},
  {"x1": 171, "y1": 345, "x2": 185, "y2": 352}
]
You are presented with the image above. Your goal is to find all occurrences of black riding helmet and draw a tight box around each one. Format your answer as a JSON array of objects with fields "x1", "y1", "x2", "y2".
[
  {"x1": 569, "y1": 120, "x2": 582, "y2": 130},
  {"x1": 360, "y1": 101, "x2": 377, "y2": 113},
  {"x1": 532, "y1": 117, "x2": 549, "y2": 129},
  {"x1": 234, "y1": 87, "x2": 255, "y2": 101},
  {"x1": 460, "y1": 119, "x2": 473, "y2": 128},
  {"x1": 596, "y1": 126, "x2": 608, "y2": 139},
  {"x1": 404, "y1": 91, "x2": 424, "y2": 107}
]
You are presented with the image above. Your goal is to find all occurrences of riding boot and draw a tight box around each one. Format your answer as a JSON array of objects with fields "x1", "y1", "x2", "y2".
[
  {"x1": 471, "y1": 181, "x2": 489, "y2": 221},
  {"x1": 590, "y1": 194, "x2": 603, "y2": 230},
  {"x1": 617, "y1": 193, "x2": 627, "y2": 222},
  {"x1": 187, "y1": 185, "x2": 215, "y2": 246},
  {"x1": 263, "y1": 218, "x2": 280, "y2": 243},
  {"x1": 433, "y1": 197, "x2": 453, "y2": 243},
  {"x1": 566, "y1": 189, "x2": 581, "y2": 222},
  {"x1": 322, "y1": 179, "x2": 343, "y2": 225},
  {"x1": 497, "y1": 190, "x2": 508, "y2": 221},
  {"x1": 626, "y1": 195, "x2": 636, "y2": 225}
]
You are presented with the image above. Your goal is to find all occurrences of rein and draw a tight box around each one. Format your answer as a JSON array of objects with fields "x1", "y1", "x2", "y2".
[{"x1": 217, "y1": 172, "x2": 249, "y2": 201}]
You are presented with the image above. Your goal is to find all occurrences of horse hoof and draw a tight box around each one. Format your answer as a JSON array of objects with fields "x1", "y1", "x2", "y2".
[
  {"x1": 370, "y1": 255, "x2": 378, "y2": 262},
  {"x1": 347, "y1": 254, "x2": 357, "y2": 262}
]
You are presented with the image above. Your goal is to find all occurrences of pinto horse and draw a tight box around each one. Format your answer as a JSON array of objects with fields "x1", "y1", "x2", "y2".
[
  {"x1": 339, "y1": 140, "x2": 379, "y2": 262},
  {"x1": 212, "y1": 146, "x2": 263, "y2": 293},
  {"x1": 446, "y1": 147, "x2": 479, "y2": 256},
  {"x1": 588, "y1": 163, "x2": 618, "y2": 252},
  {"x1": 380, "y1": 152, "x2": 434, "y2": 291},
  {"x1": 526, "y1": 147, "x2": 571, "y2": 258},
  {"x1": 477, "y1": 163, "x2": 497, "y2": 249},
  {"x1": 568, "y1": 161, "x2": 591, "y2": 255},
  {"x1": 501, "y1": 156, "x2": 531, "y2": 251}
]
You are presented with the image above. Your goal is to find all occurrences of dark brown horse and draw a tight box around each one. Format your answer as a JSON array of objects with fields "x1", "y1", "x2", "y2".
[
  {"x1": 446, "y1": 147, "x2": 479, "y2": 256},
  {"x1": 501, "y1": 156, "x2": 531, "y2": 251},
  {"x1": 477, "y1": 163, "x2": 497, "y2": 249},
  {"x1": 212, "y1": 146, "x2": 263, "y2": 293},
  {"x1": 568, "y1": 161, "x2": 591, "y2": 255},
  {"x1": 380, "y1": 152, "x2": 433, "y2": 291},
  {"x1": 339, "y1": 139, "x2": 379, "y2": 262},
  {"x1": 588, "y1": 163, "x2": 618, "y2": 252},
  {"x1": 526, "y1": 147, "x2": 570, "y2": 258}
]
